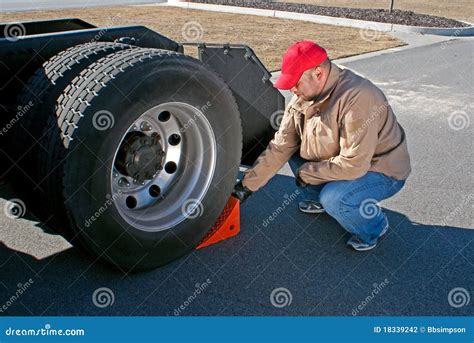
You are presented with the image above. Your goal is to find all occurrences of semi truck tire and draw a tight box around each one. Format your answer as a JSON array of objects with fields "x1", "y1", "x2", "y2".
[
  {"x1": 39, "y1": 48, "x2": 242, "y2": 271},
  {"x1": 10, "y1": 42, "x2": 134, "y2": 218}
]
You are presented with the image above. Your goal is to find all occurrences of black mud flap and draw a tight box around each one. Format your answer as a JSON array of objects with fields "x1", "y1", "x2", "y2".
[{"x1": 194, "y1": 43, "x2": 285, "y2": 166}]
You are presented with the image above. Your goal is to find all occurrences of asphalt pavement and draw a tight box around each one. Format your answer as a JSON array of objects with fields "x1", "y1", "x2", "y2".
[{"x1": 0, "y1": 36, "x2": 473, "y2": 316}]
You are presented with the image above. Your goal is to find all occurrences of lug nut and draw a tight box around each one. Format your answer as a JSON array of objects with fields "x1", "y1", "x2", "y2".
[
  {"x1": 140, "y1": 121, "x2": 152, "y2": 132},
  {"x1": 118, "y1": 177, "x2": 130, "y2": 187}
]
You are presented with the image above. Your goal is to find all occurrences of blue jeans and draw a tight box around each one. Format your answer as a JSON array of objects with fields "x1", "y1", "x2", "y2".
[{"x1": 288, "y1": 154, "x2": 406, "y2": 244}]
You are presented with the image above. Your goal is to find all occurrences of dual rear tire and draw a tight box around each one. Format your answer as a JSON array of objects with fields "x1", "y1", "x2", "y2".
[{"x1": 14, "y1": 43, "x2": 242, "y2": 271}]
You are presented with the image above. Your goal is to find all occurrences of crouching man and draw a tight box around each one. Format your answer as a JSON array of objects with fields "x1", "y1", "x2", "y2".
[{"x1": 233, "y1": 41, "x2": 411, "y2": 251}]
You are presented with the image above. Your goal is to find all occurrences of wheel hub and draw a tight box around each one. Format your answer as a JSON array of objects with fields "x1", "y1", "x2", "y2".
[{"x1": 116, "y1": 132, "x2": 164, "y2": 182}]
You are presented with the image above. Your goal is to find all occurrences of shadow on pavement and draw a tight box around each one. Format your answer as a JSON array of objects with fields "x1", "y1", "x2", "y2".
[{"x1": 0, "y1": 174, "x2": 473, "y2": 316}]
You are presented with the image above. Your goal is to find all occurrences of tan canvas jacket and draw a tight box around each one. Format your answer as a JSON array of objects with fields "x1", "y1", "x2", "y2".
[{"x1": 242, "y1": 62, "x2": 411, "y2": 192}]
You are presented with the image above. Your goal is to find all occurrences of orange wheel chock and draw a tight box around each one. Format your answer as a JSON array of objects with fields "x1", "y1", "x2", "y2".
[{"x1": 196, "y1": 196, "x2": 240, "y2": 249}]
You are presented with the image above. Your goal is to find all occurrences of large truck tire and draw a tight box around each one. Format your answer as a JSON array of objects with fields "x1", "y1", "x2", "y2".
[
  {"x1": 39, "y1": 48, "x2": 242, "y2": 271},
  {"x1": 10, "y1": 42, "x2": 134, "y2": 219}
]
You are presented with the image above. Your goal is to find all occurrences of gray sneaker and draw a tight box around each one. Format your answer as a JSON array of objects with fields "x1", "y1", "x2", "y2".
[
  {"x1": 298, "y1": 200, "x2": 325, "y2": 214},
  {"x1": 347, "y1": 222, "x2": 389, "y2": 251}
]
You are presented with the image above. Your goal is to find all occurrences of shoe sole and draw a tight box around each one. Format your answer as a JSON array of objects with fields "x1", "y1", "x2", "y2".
[
  {"x1": 299, "y1": 208, "x2": 326, "y2": 214},
  {"x1": 349, "y1": 243, "x2": 376, "y2": 251}
]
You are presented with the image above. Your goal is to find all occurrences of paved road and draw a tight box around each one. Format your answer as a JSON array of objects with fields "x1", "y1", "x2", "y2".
[
  {"x1": 0, "y1": 0, "x2": 165, "y2": 12},
  {"x1": 0, "y1": 38, "x2": 472, "y2": 316}
]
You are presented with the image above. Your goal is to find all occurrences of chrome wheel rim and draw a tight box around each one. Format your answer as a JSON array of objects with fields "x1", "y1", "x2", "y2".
[{"x1": 111, "y1": 102, "x2": 216, "y2": 232}]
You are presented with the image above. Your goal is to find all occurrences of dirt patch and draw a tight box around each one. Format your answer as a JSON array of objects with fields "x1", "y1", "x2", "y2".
[
  {"x1": 189, "y1": 0, "x2": 469, "y2": 27},
  {"x1": 0, "y1": 5, "x2": 403, "y2": 70}
]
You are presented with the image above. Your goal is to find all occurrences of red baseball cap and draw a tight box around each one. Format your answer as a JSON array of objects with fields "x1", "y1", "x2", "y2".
[{"x1": 273, "y1": 41, "x2": 328, "y2": 90}]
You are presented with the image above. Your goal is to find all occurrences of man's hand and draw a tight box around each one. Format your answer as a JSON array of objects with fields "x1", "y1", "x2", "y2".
[
  {"x1": 295, "y1": 169, "x2": 308, "y2": 188},
  {"x1": 232, "y1": 179, "x2": 253, "y2": 203}
]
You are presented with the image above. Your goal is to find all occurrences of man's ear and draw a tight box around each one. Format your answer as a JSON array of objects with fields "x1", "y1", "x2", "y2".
[{"x1": 313, "y1": 66, "x2": 322, "y2": 80}]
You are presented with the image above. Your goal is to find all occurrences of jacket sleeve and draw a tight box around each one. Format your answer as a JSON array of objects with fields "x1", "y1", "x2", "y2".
[
  {"x1": 242, "y1": 105, "x2": 301, "y2": 192},
  {"x1": 298, "y1": 89, "x2": 382, "y2": 185}
]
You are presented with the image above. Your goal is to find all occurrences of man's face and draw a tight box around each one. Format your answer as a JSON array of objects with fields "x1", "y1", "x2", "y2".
[{"x1": 290, "y1": 66, "x2": 325, "y2": 101}]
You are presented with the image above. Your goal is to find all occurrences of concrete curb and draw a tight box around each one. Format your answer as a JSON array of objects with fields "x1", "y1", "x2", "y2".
[{"x1": 161, "y1": 1, "x2": 474, "y2": 37}]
